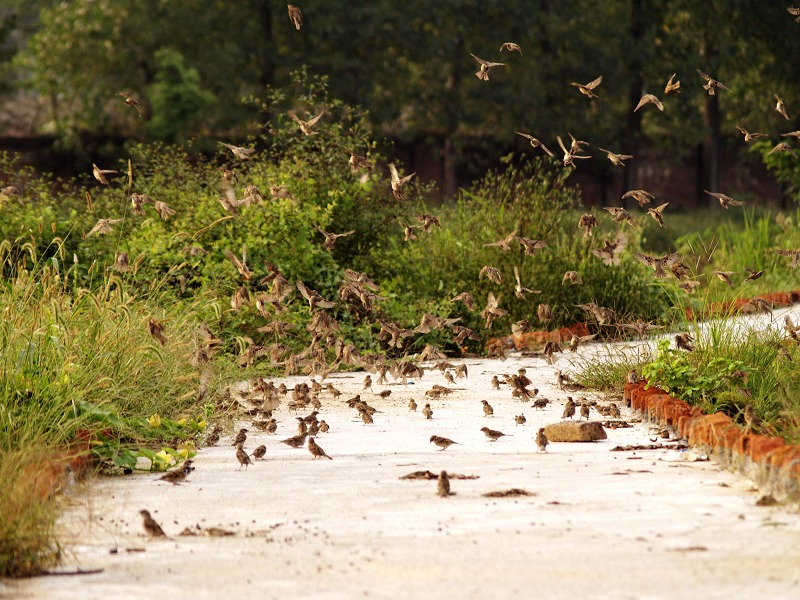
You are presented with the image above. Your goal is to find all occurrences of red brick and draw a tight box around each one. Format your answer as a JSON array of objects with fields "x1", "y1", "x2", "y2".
[{"x1": 745, "y1": 435, "x2": 786, "y2": 463}]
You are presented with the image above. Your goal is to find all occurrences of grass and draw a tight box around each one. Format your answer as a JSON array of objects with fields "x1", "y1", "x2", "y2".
[{"x1": 0, "y1": 237, "x2": 241, "y2": 576}]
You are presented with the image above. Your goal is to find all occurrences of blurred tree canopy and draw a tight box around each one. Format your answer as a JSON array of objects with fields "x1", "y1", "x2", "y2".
[{"x1": 4, "y1": 1, "x2": 800, "y2": 198}]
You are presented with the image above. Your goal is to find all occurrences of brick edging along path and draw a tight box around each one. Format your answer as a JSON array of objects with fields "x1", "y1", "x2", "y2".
[{"x1": 625, "y1": 380, "x2": 799, "y2": 500}]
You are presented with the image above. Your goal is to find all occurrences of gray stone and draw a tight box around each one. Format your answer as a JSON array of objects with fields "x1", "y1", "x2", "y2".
[{"x1": 544, "y1": 421, "x2": 607, "y2": 442}]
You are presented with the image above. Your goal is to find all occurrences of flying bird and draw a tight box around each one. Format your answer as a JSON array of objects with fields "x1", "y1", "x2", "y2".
[
  {"x1": 389, "y1": 164, "x2": 416, "y2": 199},
  {"x1": 736, "y1": 126, "x2": 768, "y2": 142},
  {"x1": 499, "y1": 42, "x2": 522, "y2": 54},
  {"x1": 92, "y1": 163, "x2": 117, "y2": 185},
  {"x1": 664, "y1": 73, "x2": 681, "y2": 95},
  {"x1": 315, "y1": 226, "x2": 356, "y2": 250},
  {"x1": 571, "y1": 75, "x2": 603, "y2": 98},
  {"x1": 775, "y1": 94, "x2": 790, "y2": 120},
  {"x1": 470, "y1": 53, "x2": 506, "y2": 81},
  {"x1": 622, "y1": 189, "x2": 655, "y2": 207},
  {"x1": 634, "y1": 94, "x2": 664, "y2": 112},
  {"x1": 515, "y1": 132, "x2": 555, "y2": 157},
  {"x1": 287, "y1": 4, "x2": 303, "y2": 30},
  {"x1": 704, "y1": 190, "x2": 745, "y2": 209},
  {"x1": 696, "y1": 69, "x2": 731, "y2": 95},
  {"x1": 117, "y1": 91, "x2": 143, "y2": 117},
  {"x1": 218, "y1": 142, "x2": 256, "y2": 160},
  {"x1": 290, "y1": 110, "x2": 326, "y2": 135},
  {"x1": 598, "y1": 148, "x2": 634, "y2": 167}
]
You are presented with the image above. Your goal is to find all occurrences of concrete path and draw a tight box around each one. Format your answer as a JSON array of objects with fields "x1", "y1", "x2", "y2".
[{"x1": 7, "y1": 309, "x2": 800, "y2": 600}]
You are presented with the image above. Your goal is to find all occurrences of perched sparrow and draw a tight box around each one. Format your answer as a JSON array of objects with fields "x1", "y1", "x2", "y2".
[
  {"x1": 580, "y1": 401, "x2": 590, "y2": 420},
  {"x1": 743, "y1": 404, "x2": 763, "y2": 433},
  {"x1": 535, "y1": 428, "x2": 549, "y2": 452},
  {"x1": 571, "y1": 75, "x2": 603, "y2": 98},
  {"x1": 470, "y1": 53, "x2": 505, "y2": 81},
  {"x1": 236, "y1": 443, "x2": 252, "y2": 470},
  {"x1": 139, "y1": 509, "x2": 166, "y2": 537},
  {"x1": 697, "y1": 69, "x2": 731, "y2": 95},
  {"x1": 499, "y1": 42, "x2": 522, "y2": 54},
  {"x1": 705, "y1": 190, "x2": 744, "y2": 209},
  {"x1": 363, "y1": 375, "x2": 372, "y2": 390},
  {"x1": 634, "y1": 93, "x2": 664, "y2": 112},
  {"x1": 319, "y1": 420, "x2": 330, "y2": 433},
  {"x1": 491, "y1": 375, "x2": 501, "y2": 390},
  {"x1": 158, "y1": 460, "x2": 194, "y2": 485},
  {"x1": 377, "y1": 389, "x2": 392, "y2": 399},
  {"x1": 664, "y1": 73, "x2": 681, "y2": 95},
  {"x1": 609, "y1": 403, "x2": 621, "y2": 419},
  {"x1": 422, "y1": 403, "x2": 433, "y2": 419},
  {"x1": 231, "y1": 428, "x2": 248, "y2": 446},
  {"x1": 430, "y1": 435, "x2": 458, "y2": 450},
  {"x1": 360, "y1": 410, "x2": 374, "y2": 425},
  {"x1": 480, "y1": 427, "x2": 510, "y2": 441},
  {"x1": 515, "y1": 414, "x2": 527, "y2": 426},
  {"x1": 437, "y1": 470, "x2": 453, "y2": 497},
  {"x1": 675, "y1": 333, "x2": 695, "y2": 352},
  {"x1": 482, "y1": 400, "x2": 494, "y2": 417},
  {"x1": 204, "y1": 425, "x2": 222, "y2": 446},
  {"x1": 251, "y1": 445, "x2": 267, "y2": 460},
  {"x1": 308, "y1": 437, "x2": 333, "y2": 460},
  {"x1": 287, "y1": 4, "x2": 303, "y2": 30},
  {"x1": 562, "y1": 398, "x2": 576, "y2": 420},
  {"x1": 281, "y1": 433, "x2": 308, "y2": 448}
]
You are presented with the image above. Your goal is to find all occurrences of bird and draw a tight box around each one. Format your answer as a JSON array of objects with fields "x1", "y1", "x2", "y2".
[
  {"x1": 622, "y1": 189, "x2": 655, "y2": 207},
  {"x1": 223, "y1": 246, "x2": 253, "y2": 280},
  {"x1": 470, "y1": 53, "x2": 505, "y2": 81},
  {"x1": 569, "y1": 332, "x2": 598, "y2": 351},
  {"x1": 675, "y1": 333, "x2": 695, "y2": 351},
  {"x1": 437, "y1": 470, "x2": 453, "y2": 497},
  {"x1": 85, "y1": 218, "x2": 123, "y2": 238},
  {"x1": 482, "y1": 400, "x2": 494, "y2": 417},
  {"x1": 736, "y1": 126, "x2": 768, "y2": 142},
  {"x1": 609, "y1": 403, "x2": 621, "y2": 419},
  {"x1": 664, "y1": 73, "x2": 681, "y2": 95},
  {"x1": 153, "y1": 201, "x2": 175, "y2": 221},
  {"x1": 157, "y1": 460, "x2": 194, "y2": 485},
  {"x1": 562, "y1": 271, "x2": 582, "y2": 285},
  {"x1": 499, "y1": 42, "x2": 522, "y2": 54},
  {"x1": 647, "y1": 202, "x2": 669, "y2": 228},
  {"x1": 768, "y1": 141, "x2": 798, "y2": 157},
  {"x1": 484, "y1": 228, "x2": 518, "y2": 252},
  {"x1": 430, "y1": 435, "x2": 459, "y2": 450},
  {"x1": 315, "y1": 226, "x2": 355, "y2": 250},
  {"x1": 389, "y1": 163, "x2": 416, "y2": 199},
  {"x1": 251, "y1": 445, "x2": 267, "y2": 460},
  {"x1": 287, "y1": 4, "x2": 303, "y2": 29},
  {"x1": 409, "y1": 398, "x2": 418, "y2": 411},
  {"x1": 790, "y1": 6, "x2": 800, "y2": 21},
  {"x1": 704, "y1": 190, "x2": 745, "y2": 209},
  {"x1": 113, "y1": 252, "x2": 131, "y2": 273},
  {"x1": 139, "y1": 509, "x2": 166, "y2": 537},
  {"x1": 604, "y1": 206, "x2": 635, "y2": 227},
  {"x1": 713, "y1": 271, "x2": 736, "y2": 287},
  {"x1": 235, "y1": 443, "x2": 252, "y2": 470},
  {"x1": 92, "y1": 163, "x2": 117, "y2": 185},
  {"x1": 363, "y1": 375, "x2": 372, "y2": 390},
  {"x1": 743, "y1": 404, "x2": 763, "y2": 433},
  {"x1": 290, "y1": 111, "x2": 326, "y2": 135},
  {"x1": 578, "y1": 212, "x2": 599, "y2": 237},
  {"x1": 515, "y1": 414, "x2": 526, "y2": 425},
  {"x1": 451, "y1": 292, "x2": 476, "y2": 311},
  {"x1": 580, "y1": 401, "x2": 590, "y2": 420},
  {"x1": 319, "y1": 420, "x2": 330, "y2": 433},
  {"x1": 480, "y1": 426, "x2": 510, "y2": 441},
  {"x1": 535, "y1": 428, "x2": 549, "y2": 452},
  {"x1": 696, "y1": 69, "x2": 731, "y2": 95},
  {"x1": 775, "y1": 94, "x2": 790, "y2": 120},
  {"x1": 598, "y1": 148, "x2": 634, "y2": 167},
  {"x1": 422, "y1": 403, "x2": 433, "y2": 419},
  {"x1": 491, "y1": 376, "x2": 501, "y2": 390},
  {"x1": 308, "y1": 437, "x2": 333, "y2": 459},
  {"x1": 117, "y1": 91, "x2": 143, "y2": 117},
  {"x1": 360, "y1": 410, "x2": 374, "y2": 425},
  {"x1": 562, "y1": 398, "x2": 576, "y2": 419},
  {"x1": 537, "y1": 303, "x2": 552, "y2": 323},
  {"x1": 231, "y1": 427, "x2": 248, "y2": 446},
  {"x1": 557, "y1": 135, "x2": 591, "y2": 167},
  {"x1": 543, "y1": 340, "x2": 562, "y2": 364},
  {"x1": 571, "y1": 75, "x2": 603, "y2": 98},
  {"x1": 479, "y1": 265, "x2": 503, "y2": 284},
  {"x1": 515, "y1": 132, "x2": 554, "y2": 157},
  {"x1": 515, "y1": 236, "x2": 548, "y2": 256},
  {"x1": 777, "y1": 248, "x2": 800, "y2": 268},
  {"x1": 634, "y1": 94, "x2": 664, "y2": 112},
  {"x1": 281, "y1": 433, "x2": 308, "y2": 448},
  {"x1": 204, "y1": 425, "x2": 222, "y2": 446},
  {"x1": 514, "y1": 266, "x2": 540, "y2": 299},
  {"x1": 218, "y1": 141, "x2": 255, "y2": 160}
]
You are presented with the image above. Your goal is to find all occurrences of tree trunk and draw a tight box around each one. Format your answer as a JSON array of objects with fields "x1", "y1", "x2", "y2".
[
  {"x1": 255, "y1": 0, "x2": 275, "y2": 90},
  {"x1": 702, "y1": 91, "x2": 721, "y2": 200}
]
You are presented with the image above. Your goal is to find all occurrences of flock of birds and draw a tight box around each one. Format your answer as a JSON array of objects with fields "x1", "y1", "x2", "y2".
[{"x1": 21, "y1": 3, "x2": 796, "y2": 536}]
